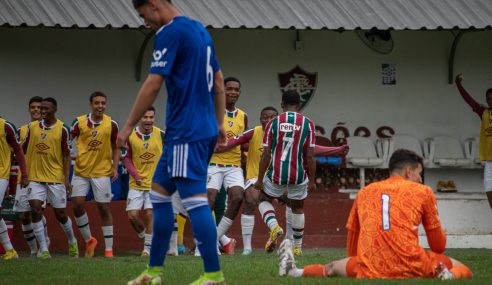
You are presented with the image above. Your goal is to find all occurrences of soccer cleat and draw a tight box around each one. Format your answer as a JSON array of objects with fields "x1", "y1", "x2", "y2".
[
  {"x1": 84, "y1": 237, "x2": 98, "y2": 258},
  {"x1": 69, "y1": 242, "x2": 79, "y2": 258},
  {"x1": 189, "y1": 271, "x2": 225, "y2": 285},
  {"x1": 141, "y1": 250, "x2": 150, "y2": 257},
  {"x1": 178, "y1": 244, "x2": 186, "y2": 255},
  {"x1": 265, "y1": 225, "x2": 284, "y2": 253},
  {"x1": 278, "y1": 239, "x2": 296, "y2": 276},
  {"x1": 39, "y1": 251, "x2": 51, "y2": 260},
  {"x1": 1, "y1": 249, "x2": 19, "y2": 260},
  {"x1": 293, "y1": 247, "x2": 302, "y2": 256},
  {"x1": 127, "y1": 267, "x2": 163, "y2": 285},
  {"x1": 104, "y1": 250, "x2": 114, "y2": 258},
  {"x1": 435, "y1": 262, "x2": 454, "y2": 280},
  {"x1": 223, "y1": 238, "x2": 236, "y2": 255},
  {"x1": 242, "y1": 249, "x2": 252, "y2": 256}
]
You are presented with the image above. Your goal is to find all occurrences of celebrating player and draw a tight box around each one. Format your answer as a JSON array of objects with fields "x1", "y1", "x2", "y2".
[
  {"x1": 14, "y1": 96, "x2": 51, "y2": 256},
  {"x1": 23, "y1": 97, "x2": 78, "y2": 259},
  {"x1": 120, "y1": 0, "x2": 226, "y2": 284},
  {"x1": 455, "y1": 73, "x2": 492, "y2": 208},
  {"x1": 0, "y1": 116, "x2": 27, "y2": 260},
  {"x1": 278, "y1": 149, "x2": 473, "y2": 280},
  {"x1": 207, "y1": 76, "x2": 248, "y2": 255},
  {"x1": 255, "y1": 90, "x2": 316, "y2": 256},
  {"x1": 71, "y1": 91, "x2": 120, "y2": 258},
  {"x1": 123, "y1": 106, "x2": 164, "y2": 256}
]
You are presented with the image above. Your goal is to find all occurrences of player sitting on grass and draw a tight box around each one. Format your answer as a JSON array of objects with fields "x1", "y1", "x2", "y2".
[{"x1": 278, "y1": 149, "x2": 473, "y2": 280}]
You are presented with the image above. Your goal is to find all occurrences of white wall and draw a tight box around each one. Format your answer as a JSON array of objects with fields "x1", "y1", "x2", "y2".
[{"x1": 1, "y1": 27, "x2": 491, "y2": 141}]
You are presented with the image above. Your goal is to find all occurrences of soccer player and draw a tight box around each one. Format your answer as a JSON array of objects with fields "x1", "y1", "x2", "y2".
[
  {"x1": 13, "y1": 96, "x2": 51, "y2": 256},
  {"x1": 123, "y1": 106, "x2": 164, "y2": 257},
  {"x1": 71, "y1": 91, "x2": 120, "y2": 258},
  {"x1": 207, "y1": 76, "x2": 248, "y2": 255},
  {"x1": 120, "y1": 0, "x2": 226, "y2": 284},
  {"x1": 455, "y1": 73, "x2": 492, "y2": 208},
  {"x1": 0, "y1": 116, "x2": 27, "y2": 260},
  {"x1": 23, "y1": 97, "x2": 78, "y2": 259},
  {"x1": 255, "y1": 90, "x2": 316, "y2": 256},
  {"x1": 278, "y1": 149, "x2": 473, "y2": 280}
]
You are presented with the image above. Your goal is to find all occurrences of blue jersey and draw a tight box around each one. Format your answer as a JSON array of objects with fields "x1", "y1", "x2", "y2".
[{"x1": 150, "y1": 16, "x2": 220, "y2": 144}]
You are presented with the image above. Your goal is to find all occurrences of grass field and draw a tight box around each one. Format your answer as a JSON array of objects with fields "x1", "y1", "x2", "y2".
[{"x1": 1, "y1": 249, "x2": 490, "y2": 285}]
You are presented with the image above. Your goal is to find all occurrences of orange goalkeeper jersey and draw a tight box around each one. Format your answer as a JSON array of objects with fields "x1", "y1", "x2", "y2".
[{"x1": 346, "y1": 176, "x2": 442, "y2": 279}]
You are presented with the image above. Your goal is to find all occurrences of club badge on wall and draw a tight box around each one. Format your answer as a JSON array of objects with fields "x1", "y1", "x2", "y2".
[{"x1": 278, "y1": 65, "x2": 317, "y2": 110}]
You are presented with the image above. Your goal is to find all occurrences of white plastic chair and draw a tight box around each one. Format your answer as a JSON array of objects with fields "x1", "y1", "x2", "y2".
[
  {"x1": 346, "y1": 136, "x2": 384, "y2": 188},
  {"x1": 424, "y1": 136, "x2": 472, "y2": 168},
  {"x1": 386, "y1": 135, "x2": 430, "y2": 167}
]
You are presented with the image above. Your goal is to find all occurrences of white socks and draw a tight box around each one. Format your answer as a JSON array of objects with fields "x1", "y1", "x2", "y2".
[
  {"x1": 32, "y1": 220, "x2": 48, "y2": 252},
  {"x1": 60, "y1": 218, "x2": 77, "y2": 245},
  {"x1": 22, "y1": 223, "x2": 38, "y2": 253},
  {"x1": 144, "y1": 233, "x2": 152, "y2": 253},
  {"x1": 0, "y1": 219, "x2": 13, "y2": 251},
  {"x1": 292, "y1": 213, "x2": 305, "y2": 248},
  {"x1": 241, "y1": 214, "x2": 255, "y2": 251},
  {"x1": 101, "y1": 226, "x2": 113, "y2": 251},
  {"x1": 217, "y1": 217, "x2": 233, "y2": 240},
  {"x1": 259, "y1": 201, "x2": 278, "y2": 230},
  {"x1": 75, "y1": 213, "x2": 92, "y2": 243},
  {"x1": 285, "y1": 207, "x2": 293, "y2": 240}
]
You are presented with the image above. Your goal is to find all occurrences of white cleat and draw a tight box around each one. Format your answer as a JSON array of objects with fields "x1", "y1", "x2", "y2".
[{"x1": 278, "y1": 239, "x2": 296, "y2": 276}]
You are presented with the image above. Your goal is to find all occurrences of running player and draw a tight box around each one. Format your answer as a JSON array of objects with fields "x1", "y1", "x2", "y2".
[
  {"x1": 71, "y1": 91, "x2": 120, "y2": 258},
  {"x1": 255, "y1": 90, "x2": 316, "y2": 256},
  {"x1": 123, "y1": 106, "x2": 164, "y2": 257},
  {"x1": 23, "y1": 97, "x2": 78, "y2": 259},
  {"x1": 0, "y1": 116, "x2": 27, "y2": 260},
  {"x1": 278, "y1": 149, "x2": 473, "y2": 280},
  {"x1": 13, "y1": 96, "x2": 51, "y2": 256},
  {"x1": 121, "y1": 0, "x2": 226, "y2": 284},
  {"x1": 455, "y1": 73, "x2": 492, "y2": 208},
  {"x1": 207, "y1": 76, "x2": 248, "y2": 255}
]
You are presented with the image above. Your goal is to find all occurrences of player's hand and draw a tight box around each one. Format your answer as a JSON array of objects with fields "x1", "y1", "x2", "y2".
[
  {"x1": 21, "y1": 176, "x2": 29, "y2": 188},
  {"x1": 111, "y1": 167, "x2": 119, "y2": 182},
  {"x1": 65, "y1": 180, "x2": 72, "y2": 196},
  {"x1": 136, "y1": 180, "x2": 142, "y2": 187},
  {"x1": 455, "y1": 73, "x2": 463, "y2": 84},
  {"x1": 341, "y1": 144, "x2": 350, "y2": 155},
  {"x1": 117, "y1": 126, "x2": 132, "y2": 150},
  {"x1": 254, "y1": 180, "x2": 264, "y2": 191},
  {"x1": 308, "y1": 180, "x2": 317, "y2": 192},
  {"x1": 217, "y1": 125, "x2": 227, "y2": 147}
]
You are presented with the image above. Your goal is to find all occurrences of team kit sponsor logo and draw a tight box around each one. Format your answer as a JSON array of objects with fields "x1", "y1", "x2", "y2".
[
  {"x1": 151, "y1": 48, "x2": 168, "y2": 68},
  {"x1": 35, "y1": 143, "x2": 50, "y2": 155},
  {"x1": 139, "y1": 152, "x2": 156, "y2": 165},
  {"x1": 279, "y1": 123, "x2": 301, "y2": 133}
]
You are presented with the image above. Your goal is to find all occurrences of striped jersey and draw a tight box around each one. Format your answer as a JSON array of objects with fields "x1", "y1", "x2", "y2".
[{"x1": 263, "y1": 111, "x2": 315, "y2": 185}]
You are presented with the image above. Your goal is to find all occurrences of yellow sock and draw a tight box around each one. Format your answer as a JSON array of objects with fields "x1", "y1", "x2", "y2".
[{"x1": 177, "y1": 215, "x2": 187, "y2": 245}]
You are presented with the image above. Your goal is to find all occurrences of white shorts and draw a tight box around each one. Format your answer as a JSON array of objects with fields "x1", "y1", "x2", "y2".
[
  {"x1": 28, "y1": 181, "x2": 67, "y2": 209},
  {"x1": 206, "y1": 165, "x2": 245, "y2": 191},
  {"x1": 263, "y1": 176, "x2": 308, "y2": 201},
  {"x1": 245, "y1": 178, "x2": 258, "y2": 190},
  {"x1": 71, "y1": 175, "x2": 112, "y2": 203},
  {"x1": 126, "y1": 189, "x2": 152, "y2": 211},
  {"x1": 172, "y1": 191, "x2": 187, "y2": 217},
  {"x1": 14, "y1": 184, "x2": 48, "y2": 212},
  {"x1": 0, "y1": 178, "x2": 8, "y2": 205},
  {"x1": 484, "y1": 162, "x2": 492, "y2": 193}
]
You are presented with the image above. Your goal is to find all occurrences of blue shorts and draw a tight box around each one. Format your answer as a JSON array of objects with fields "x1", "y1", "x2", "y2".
[{"x1": 153, "y1": 136, "x2": 217, "y2": 198}]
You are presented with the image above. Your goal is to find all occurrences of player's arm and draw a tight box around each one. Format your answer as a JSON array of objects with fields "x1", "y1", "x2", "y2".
[
  {"x1": 70, "y1": 118, "x2": 80, "y2": 141},
  {"x1": 422, "y1": 188, "x2": 446, "y2": 253},
  {"x1": 254, "y1": 121, "x2": 273, "y2": 191},
  {"x1": 111, "y1": 120, "x2": 120, "y2": 182},
  {"x1": 215, "y1": 128, "x2": 254, "y2": 153},
  {"x1": 5, "y1": 122, "x2": 28, "y2": 187},
  {"x1": 244, "y1": 113, "x2": 249, "y2": 130},
  {"x1": 455, "y1": 74, "x2": 485, "y2": 118},
  {"x1": 314, "y1": 144, "x2": 349, "y2": 156},
  {"x1": 214, "y1": 70, "x2": 226, "y2": 146},
  {"x1": 306, "y1": 119, "x2": 317, "y2": 192},
  {"x1": 118, "y1": 74, "x2": 164, "y2": 149},
  {"x1": 61, "y1": 125, "x2": 72, "y2": 194},
  {"x1": 122, "y1": 141, "x2": 142, "y2": 185}
]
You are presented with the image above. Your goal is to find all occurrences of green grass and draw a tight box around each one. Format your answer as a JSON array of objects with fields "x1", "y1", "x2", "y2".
[{"x1": 1, "y1": 249, "x2": 490, "y2": 284}]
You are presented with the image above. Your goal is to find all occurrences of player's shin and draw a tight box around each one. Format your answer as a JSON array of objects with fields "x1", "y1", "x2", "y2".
[{"x1": 149, "y1": 191, "x2": 174, "y2": 267}]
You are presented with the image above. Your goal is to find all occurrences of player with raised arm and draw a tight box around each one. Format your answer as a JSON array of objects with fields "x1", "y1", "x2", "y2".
[
  {"x1": 120, "y1": 0, "x2": 226, "y2": 284},
  {"x1": 0, "y1": 116, "x2": 28, "y2": 260},
  {"x1": 14, "y1": 96, "x2": 52, "y2": 257},
  {"x1": 123, "y1": 106, "x2": 165, "y2": 257},
  {"x1": 206, "y1": 76, "x2": 248, "y2": 255},
  {"x1": 279, "y1": 149, "x2": 473, "y2": 280},
  {"x1": 23, "y1": 97, "x2": 78, "y2": 259},
  {"x1": 71, "y1": 91, "x2": 120, "y2": 258},
  {"x1": 255, "y1": 90, "x2": 316, "y2": 256},
  {"x1": 455, "y1": 74, "x2": 492, "y2": 208}
]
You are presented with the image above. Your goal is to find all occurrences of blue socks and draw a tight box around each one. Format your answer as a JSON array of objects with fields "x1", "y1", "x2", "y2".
[{"x1": 149, "y1": 191, "x2": 174, "y2": 267}]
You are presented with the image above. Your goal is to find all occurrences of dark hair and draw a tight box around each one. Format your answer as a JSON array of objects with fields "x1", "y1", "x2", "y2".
[
  {"x1": 388, "y1": 149, "x2": 423, "y2": 173},
  {"x1": 90, "y1": 91, "x2": 107, "y2": 103},
  {"x1": 42, "y1": 97, "x2": 58, "y2": 108},
  {"x1": 224, "y1": 77, "x2": 241, "y2": 88},
  {"x1": 132, "y1": 0, "x2": 171, "y2": 9},
  {"x1": 261, "y1": 106, "x2": 278, "y2": 114},
  {"x1": 28, "y1": 96, "x2": 43, "y2": 107},
  {"x1": 282, "y1": 90, "x2": 301, "y2": 106},
  {"x1": 147, "y1": 106, "x2": 156, "y2": 112},
  {"x1": 486, "y1": 88, "x2": 492, "y2": 96}
]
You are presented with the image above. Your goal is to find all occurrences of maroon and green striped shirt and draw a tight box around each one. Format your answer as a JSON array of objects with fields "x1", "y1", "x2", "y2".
[{"x1": 263, "y1": 111, "x2": 315, "y2": 185}]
